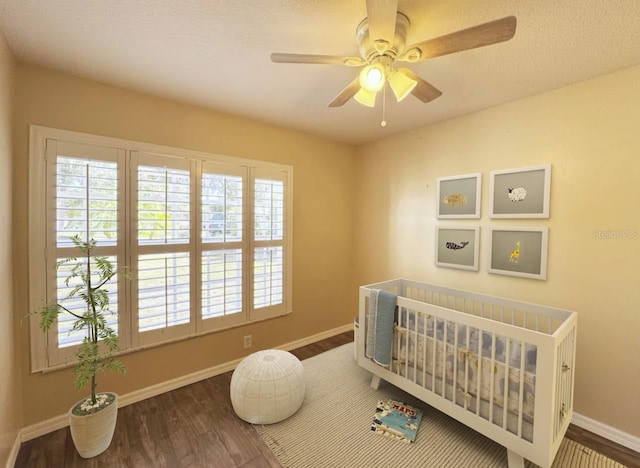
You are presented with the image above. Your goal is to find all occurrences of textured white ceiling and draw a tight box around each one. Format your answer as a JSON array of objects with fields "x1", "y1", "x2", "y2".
[{"x1": 1, "y1": 0, "x2": 640, "y2": 144}]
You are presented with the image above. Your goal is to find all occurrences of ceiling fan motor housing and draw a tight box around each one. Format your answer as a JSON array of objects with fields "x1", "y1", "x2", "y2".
[{"x1": 356, "y1": 12, "x2": 410, "y2": 62}]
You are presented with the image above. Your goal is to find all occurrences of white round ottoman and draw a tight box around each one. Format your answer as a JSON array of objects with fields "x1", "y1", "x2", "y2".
[{"x1": 230, "y1": 349, "x2": 305, "y2": 424}]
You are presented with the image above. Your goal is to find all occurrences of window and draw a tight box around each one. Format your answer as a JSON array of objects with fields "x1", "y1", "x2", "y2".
[
  {"x1": 29, "y1": 127, "x2": 292, "y2": 370},
  {"x1": 253, "y1": 173, "x2": 286, "y2": 314}
]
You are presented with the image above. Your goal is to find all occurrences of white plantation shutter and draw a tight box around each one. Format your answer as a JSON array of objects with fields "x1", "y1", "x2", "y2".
[
  {"x1": 131, "y1": 152, "x2": 195, "y2": 346},
  {"x1": 199, "y1": 163, "x2": 247, "y2": 330},
  {"x1": 254, "y1": 246, "x2": 283, "y2": 308},
  {"x1": 138, "y1": 164, "x2": 191, "y2": 245},
  {"x1": 55, "y1": 156, "x2": 120, "y2": 351},
  {"x1": 201, "y1": 249, "x2": 243, "y2": 319},
  {"x1": 201, "y1": 171, "x2": 243, "y2": 243},
  {"x1": 251, "y1": 168, "x2": 290, "y2": 320},
  {"x1": 138, "y1": 253, "x2": 190, "y2": 330},
  {"x1": 56, "y1": 256, "x2": 120, "y2": 348},
  {"x1": 45, "y1": 139, "x2": 126, "y2": 366},
  {"x1": 30, "y1": 127, "x2": 292, "y2": 371},
  {"x1": 55, "y1": 157, "x2": 118, "y2": 247}
]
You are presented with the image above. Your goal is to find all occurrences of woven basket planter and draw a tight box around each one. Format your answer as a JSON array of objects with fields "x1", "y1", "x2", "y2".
[{"x1": 68, "y1": 393, "x2": 118, "y2": 458}]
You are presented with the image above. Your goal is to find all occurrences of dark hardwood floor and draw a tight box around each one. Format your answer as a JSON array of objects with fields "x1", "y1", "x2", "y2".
[{"x1": 15, "y1": 331, "x2": 639, "y2": 467}]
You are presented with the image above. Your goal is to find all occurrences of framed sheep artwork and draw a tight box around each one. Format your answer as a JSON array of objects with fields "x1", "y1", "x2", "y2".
[
  {"x1": 488, "y1": 227, "x2": 549, "y2": 280},
  {"x1": 436, "y1": 172, "x2": 481, "y2": 219},
  {"x1": 435, "y1": 226, "x2": 480, "y2": 271},
  {"x1": 489, "y1": 164, "x2": 551, "y2": 218}
]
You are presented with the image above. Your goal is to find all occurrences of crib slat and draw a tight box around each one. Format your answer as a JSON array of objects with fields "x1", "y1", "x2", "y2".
[
  {"x1": 489, "y1": 332, "x2": 496, "y2": 425},
  {"x1": 558, "y1": 332, "x2": 568, "y2": 436},
  {"x1": 560, "y1": 335, "x2": 567, "y2": 436},
  {"x1": 395, "y1": 309, "x2": 403, "y2": 377},
  {"x1": 503, "y1": 339, "x2": 510, "y2": 431},
  {"x1": 441, "y1": 319, "x2": 447, "y2": 398},
  {"x1": 517, "y1": 341, "x2": 526, "y2": 438},
  {"x1": 412, "y1": 310, "x2": 418, "y2": 384},
  {"x1": 475, "y1": 328, "x2": 482, "y2": 416},
  {"x1": 463, "y1": 325, "x2": 470, "y2": 411},
  {"x1": 568, "y1": 329, "x2": 575, "y2": 405},
  {"x1": 453, "y1": 323, "x2": 459, "y2": 406},
  {"x1": 431, "y1": 317, "x2": 437, "y2": 392},
  {"x1": 422, "y1": 312, "x2": 428, "y2": 390},
  {"x1": 554, "y1": 336, "x2": 563, "y2": 436},
  {"x1": 403, "y1": 309, "x2": 409, "y2": 378}
]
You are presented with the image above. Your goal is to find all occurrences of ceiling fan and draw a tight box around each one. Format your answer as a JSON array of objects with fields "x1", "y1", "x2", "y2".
[{"x1": 271, "y1": 0, "x2": 516, "y2": 110}]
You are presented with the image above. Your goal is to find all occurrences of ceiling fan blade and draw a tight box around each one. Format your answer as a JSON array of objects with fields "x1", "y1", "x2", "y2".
[
  {"x1": 328, "y1": 77, "x2": 361, "y2": 107},
  {"x1": 271, "y1": 53, "x2": 366, "y2": 67},
  {"x1": 365, "y1": 0, "x2": 398, "y2": 46},
  {"x1": 400, "y1": 69, "x2": 442, "y2": 103},
  {"x1": 399, "y1": 16, "x2": 517, "y2": 62}
]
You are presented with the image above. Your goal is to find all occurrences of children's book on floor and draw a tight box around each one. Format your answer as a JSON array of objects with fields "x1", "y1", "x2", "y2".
[{"x1": 371, "y1": 398, "x2": 423, "y2": 443}]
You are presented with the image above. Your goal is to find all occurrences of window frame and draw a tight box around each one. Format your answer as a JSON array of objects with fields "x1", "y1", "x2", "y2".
[{"x1": 28, "y1": 125, "x2": 293, "y2": 372}]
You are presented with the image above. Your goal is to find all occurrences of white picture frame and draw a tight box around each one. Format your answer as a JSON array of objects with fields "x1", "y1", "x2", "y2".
[
  {"x1": 489, "y1": 164, "x2": 551, "y2": 218},
  {"x1": 437, "y1": 173, "x2": 481, "y2": 219},
  {"x1": 435, "y1": 226, "x2": 480, "y2": 271},
  {"x1": 488, "y1": 227, "x2": 549, "y2": 280}
]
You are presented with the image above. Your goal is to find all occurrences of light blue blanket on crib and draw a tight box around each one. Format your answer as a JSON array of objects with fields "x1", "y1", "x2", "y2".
[{"x1": 365, "y1": 289, "x2": 397, "y2": 367}]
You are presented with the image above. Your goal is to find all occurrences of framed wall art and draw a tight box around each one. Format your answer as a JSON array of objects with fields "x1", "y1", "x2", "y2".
[
  {"x1": 488, "y1": 227, "x2": 548, "y2": 280},
  {"x1": 489, "y1": 164, "x2": 551, "y2": 218},
  {"x1": 435, "y1": 226, "x2": 480, "y2": 271},
  {"x1": 437, "y1": 172, "x2": 481, "y2": 219}
]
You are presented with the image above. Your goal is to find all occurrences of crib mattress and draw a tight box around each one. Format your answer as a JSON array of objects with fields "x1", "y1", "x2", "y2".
[
  {"x1": 392, "y1": 311, "x2": 537, "y2": 440},
  {"x1": 392, "y1": 363, "x2": 534, "y2": 442}
]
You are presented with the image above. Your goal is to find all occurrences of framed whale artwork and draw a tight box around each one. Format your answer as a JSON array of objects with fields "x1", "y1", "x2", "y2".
[{"x1": 435, "y1": 226, "x2": 480, "y2": 271}]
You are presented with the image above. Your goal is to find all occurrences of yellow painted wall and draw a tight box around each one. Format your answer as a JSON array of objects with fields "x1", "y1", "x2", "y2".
[
  {"x1": 354, "y1": 65, "x2": 640, "y2": 437},
  {"x1": 0, "y1": 30, "x2": 20, "y2": 467},
  {"x1": 14, "y1": 63, "x2": 357, "y2": 426},
  {"x1": 11, "y1": 57, "x2": 640, "y2": 443}
]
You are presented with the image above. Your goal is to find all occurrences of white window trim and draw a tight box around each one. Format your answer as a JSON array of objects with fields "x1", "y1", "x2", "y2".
[{"x1": 28, "y1": 125, "x2": 293, "y2": 373}]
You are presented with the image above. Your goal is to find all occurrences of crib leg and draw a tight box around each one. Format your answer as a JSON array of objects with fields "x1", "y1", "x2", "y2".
[
  {"x1": 370, "y1": 374, "x2": 382, "y2": 390},
  {"x1": 506, "y1": 449, "x2": 525, "y2": 468}
]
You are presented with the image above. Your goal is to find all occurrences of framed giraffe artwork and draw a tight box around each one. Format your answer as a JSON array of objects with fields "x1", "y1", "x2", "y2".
[
  {"x1": 436, "y1": 173, "x2": 481, "y2": 219},
  {"x1": 489, "y1": 164, "x2": 551, "y2": 218},
  {"x1": 488, "y1": 227, "x2": 549, "y2": 280},
  {"x1": 435, "y1": 226, "x2": 480, "y2": 271}
]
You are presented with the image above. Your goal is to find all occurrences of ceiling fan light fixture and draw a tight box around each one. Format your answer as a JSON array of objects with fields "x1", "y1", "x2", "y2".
[
  {"x1": 354, "y1": 87, "x2": 377, "y2": 107},
  {"x1": 359, "y1": 63, "x2": 385, "y2": 92},
  {"x1": 388, "y1": 68, "x2": 417, "y2": 102},
  {"x1": 271, "y1": 7, "x2": 517, "y2": 114}
]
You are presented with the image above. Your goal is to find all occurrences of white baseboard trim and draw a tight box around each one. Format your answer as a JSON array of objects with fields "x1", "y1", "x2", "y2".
[
  {"x1": 19, "y1": 414, "x2": 68, "y2": 443},
  {"x1": 19, "y1": 324, "x2": 353, "y2": 443},
  {"x1": 118, "y1": 358, "x2": 242, "y2": 409},
  {"x1": 572, "y1": 412, "x2": 640, "y2": 453},
  {"x1": 5, "y1": 432, "x2": 21, "y2": 468},
  {"x1": 275, "y1": 323, "x2": 353, "y2": 353}
]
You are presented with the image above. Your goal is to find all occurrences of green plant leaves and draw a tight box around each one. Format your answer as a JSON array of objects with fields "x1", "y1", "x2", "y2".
[{"x1": 30, "y1": 236, "x2": 129, "y2": 402}]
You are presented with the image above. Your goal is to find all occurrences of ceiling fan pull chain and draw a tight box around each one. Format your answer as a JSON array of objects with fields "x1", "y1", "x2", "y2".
[{"x1": 381, "y1": 85, "x2": 387, "y2": 127}]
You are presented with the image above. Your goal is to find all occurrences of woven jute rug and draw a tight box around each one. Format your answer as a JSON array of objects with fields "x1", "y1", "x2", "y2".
[{"x1": 255, "y1": 343, "x2": 625, "y2": 468}]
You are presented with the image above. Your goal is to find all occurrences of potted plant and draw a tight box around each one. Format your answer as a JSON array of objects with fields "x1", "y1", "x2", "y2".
[{"x1": 30, "y1": 235, "x2": 128, "y2": 458}]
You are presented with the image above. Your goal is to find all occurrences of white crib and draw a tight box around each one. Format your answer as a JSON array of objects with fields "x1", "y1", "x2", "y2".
[{"x1": 357, "y1": 279, "x2": 577, "y2": 468}]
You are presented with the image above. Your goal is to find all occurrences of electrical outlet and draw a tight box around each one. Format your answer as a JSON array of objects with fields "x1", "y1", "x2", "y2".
[{"x1": 243, "y1": 335, "x2": 252, "y2": 349}]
